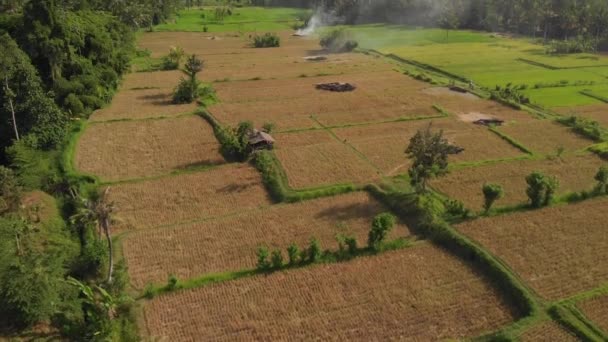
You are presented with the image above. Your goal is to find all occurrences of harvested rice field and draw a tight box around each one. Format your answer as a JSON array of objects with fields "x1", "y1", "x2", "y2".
[
  {"x1": 89, "y1": 88, "x2": 197, "y2": 122},
  {"x1": 120, "y1": 70, "x2": 184, "y2": 90},
  {"x1": 457, "y1": 197, "x2": 608, "y2": 300},
  {"x1": 497, "y1": 119, "x2": 594, "y2": 155},
  {"x1": 332, "y1": 118, "x2": 525, "y2": 176},
  {"x1": 123, "y1": 192, "x2": 410, "y2": 288},
  {"x1": 209, "y1": 71, "x2": 440, "y2": 131},
  {"x1": 109, "y1": 164, "x2": 270, "y2": 233},
  {"x1": 433, "y1": 154, "x2": 606, "y2": 211},
  {"x1": 577, "y1": 295, "x2": 608, "y2": 333},
  {"x1": 75, "y1": 116, "x2": 224, "y2": 181},
  {"x1": 141, "y1": 245, "x2": 516, "y2": 341},
  {"x1": 556, "y1": 104, "x2": 608, "y2": 127},
  {"x1": 274, "y1": 137, "x2": 381, "y2": 189},
  {"x1": 519, "y1": 321, "x2": 578, "y2": 342}
]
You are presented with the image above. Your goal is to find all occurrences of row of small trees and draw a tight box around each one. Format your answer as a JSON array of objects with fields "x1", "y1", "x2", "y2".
[
  {"x1": 255, "y1": 213, "x2": 396, "y2": 271},
  {"x1": 404, "y1": 124, "x2": 608, "y2": 213},
  {"x1": 482, "y1": 166, "x2": 608, "y2": 213}
]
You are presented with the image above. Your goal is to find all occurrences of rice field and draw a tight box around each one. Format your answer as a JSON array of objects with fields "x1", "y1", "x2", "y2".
[
  {"x1": 332, "y1": 117, "x2": 525, "y2": 176},
  {"x1": 496, "y1": 119, "x2": 594, "y2": 155},
  {"x1": 109, "y1": 164, "x2": 270, "y2": 233},
  {"x1": 433, "y1": 154, "x2": 606, "y2": 211},
  {"x1": 274, "y1": 134, "x2": 381, "y2": 189},
  {"x1": 123, "y1": 192, "x2": 410, "y2": 288},
  {"x1": 577, "y1": 295, "x2": 608, "y2": 334},
  {"x1": 457, "y1": 197, "x2": 608, "y2": 300},
  {"x1": 75, "y1": 116, "x2": 224, "y2": 181},
  {"x1": 348, "y1": 25, "x2": 608, "y2": 109},
  {"x1": 141, "y1": 245, "x2": 515, "y2": 341}
]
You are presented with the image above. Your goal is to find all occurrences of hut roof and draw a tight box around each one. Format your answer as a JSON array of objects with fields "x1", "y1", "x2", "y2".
[{"x1": 248, "y1": 130, "x2": 275, "y2": 145}]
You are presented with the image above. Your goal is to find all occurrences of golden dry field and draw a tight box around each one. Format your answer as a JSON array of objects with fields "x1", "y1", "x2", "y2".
[
  {"x1": 577, "y1": 295, "x2": 608, "y2": 333},
  {"x1": 457, "y1": 197, "x2": 608, "y2": 300},
  {"x1": 556, "y1": 104, "x2": 608, "y2": 127},
  {"x1": 332, "y1": 118, "x2": 525, "y2": 176},
  {"x1": 109, "y1": 164, "x2": 270, "y2": 233},
  {"x1": 497, "y1": 119, "x2": 594, "y2": 154},
  {"x1": 122, "y1": 192, "x2": 410, "y2": 288},
  {"x1": 75, "y1": 116, "x2": 224, "y2": 181},
  {"x1": 141, "y1": 245, "x2": 515, "y2": 341},
  {"x1": 433, "y1": 154, "x2": 606, "y2": 211}
]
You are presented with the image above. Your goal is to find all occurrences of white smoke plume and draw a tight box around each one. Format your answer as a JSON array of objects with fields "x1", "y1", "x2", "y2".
[{"x1": 296, "y1": 7, "x2": 341, "y2": 36}]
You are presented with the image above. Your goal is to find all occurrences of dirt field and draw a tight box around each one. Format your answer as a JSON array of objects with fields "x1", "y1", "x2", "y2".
[
  {"x1": 123, "y1": 192, "x2": 410, "y2": 288},
  {"x1": 75, "y1": 116, "x2": 224, "y2": 181},
  {"x1": 332, "y1": 118, "x2": 525, "y2": 176},
  {"x1": 578, "y1": 295, "x2": 608, "y2": 333},
  {"x1": 433, "y1": 154, "x2": 606, "y2": 211},
  {"x1": 556, "y1": 104, "x2": 608, "y2": 127},
  {"x1": 89, "y1": 88, "x2": 198, "y2": 122},
  {"x1": 457, "y1": 197, "x2": 608, "y2": 300},
  {"x1": 519, "y1": 321, "x2": 578, "y2": 341},
  {"x1": 141, "y1": 245, "x2": 515, "y2": 341},
  {"x1": 274, "y1": 135, "x2": 381, "y2": 189},
  {"x1": 109, "y1": 164, "x2": 270, "y2": 233},
  {"x1": 497, "y1": 119, "x2": 594, "y2": 155}
]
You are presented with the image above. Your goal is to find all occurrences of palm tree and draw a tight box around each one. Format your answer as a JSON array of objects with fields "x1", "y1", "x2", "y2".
[{"x1": 71, "y1": 188, "x2": 116, "y2": 284}]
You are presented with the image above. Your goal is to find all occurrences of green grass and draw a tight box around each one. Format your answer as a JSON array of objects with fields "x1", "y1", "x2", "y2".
[
  {"x1": 154, "y1": 7, "x2": 309, "y2": 33},
  {"x1": 347, "y1": 25, "x2": 608, "y2": 109}
]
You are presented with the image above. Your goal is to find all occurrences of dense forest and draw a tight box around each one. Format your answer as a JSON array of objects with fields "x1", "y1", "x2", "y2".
[{"x1": 0, "y1": 0, "x2": 180, "y2": 340}]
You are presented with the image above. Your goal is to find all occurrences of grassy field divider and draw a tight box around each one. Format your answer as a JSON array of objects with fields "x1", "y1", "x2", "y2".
[
  {"x1": 487, "y1": 126, "x2": 535, "y2": 155},
  {"x1": 548, "y1": 304, "x2": 606, "y2": 341},
  {"x1": 580, "y1": 90, "x2": 608, "y2": 103},
  {"x1": 366, "y1": 185, "x2": 541, "y2": 335}
]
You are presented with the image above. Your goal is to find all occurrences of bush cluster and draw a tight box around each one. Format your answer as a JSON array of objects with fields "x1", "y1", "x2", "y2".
[
  {"x1": 320, "y1": 29, "x2": 358, "y2": 52},
  {"x1": 252, "y1": 33, "x2": 281, "y2": 48},
  {"x1": 546, "y1": 37, "x2": 597, "y2": 54}
]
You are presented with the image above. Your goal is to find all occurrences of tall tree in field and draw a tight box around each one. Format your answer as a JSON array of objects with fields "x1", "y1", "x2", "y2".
[
  {"x1": 71, "y1": 188, "x2": 116, "y2": 284},
  {"x1": 405, "y1": 123, "x2": 461, "y2": 192},
  {"x1": 439, "y1": 0, "x2": 461, "y2": 41}
]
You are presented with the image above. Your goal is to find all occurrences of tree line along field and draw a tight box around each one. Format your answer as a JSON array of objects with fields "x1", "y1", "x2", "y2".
[{"x1": 65, "y1": 6, "x2": 608, "y2": 340}]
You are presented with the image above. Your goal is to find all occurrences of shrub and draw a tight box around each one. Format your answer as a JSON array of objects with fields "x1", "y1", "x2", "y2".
[
  {"x1": 271, "y1": 249, "x2": 284, "y2": 269},
  {"x1": 368, "y1": 213, "x2": 396, "y2": 250},
  {"x1": 262, "y1": 122, "x2": 276, "y2": 134},
  {"x1": 0, "y1": 166, "x2": 21, "y2": 215},
  {"x1": 308, "y1": 238, "x2": 322, "y2": 263},
  {"x1": 287, "y1": 243, "x2": 299, "y2": 266},
  {"x1": 166, "y1": 274, "x2": 178, "y2": 290},
  {"x1": 256, "y1": 246, "x2": 270, "y2": 271},
  {"x1": 546, "y1": 37, "x2": 597, "y2": 54},
  {"x1": 482, "y1": 183, "x2": 504, "y2": 213},
  {"x1": 558, "y1": 116, "x2": 605, "y2": 142},
  {"x1": 253, "y1": 33, "x2": 280, "y2": 48},
  {"x1": 445, "y1": 199, "x2": 471, "y2": 219},
  {"x1": 344, "y1": 235, "x2": 358, "y2": 255},
  {"x1": 595, "y1": 166, "x2": 608, "y2": 194},
  {"x1": 173, "y1": 77, "x2": 198, "y2": 104},
  {"x1": 320, "y1": 28, "x2": 358, "y2": 52},
  {"x1": 143, "y1": 284, "x2": 155, "y2": 299},
  {"x1": 526, "y1": 172, "x2": 559, "y2": 208}
]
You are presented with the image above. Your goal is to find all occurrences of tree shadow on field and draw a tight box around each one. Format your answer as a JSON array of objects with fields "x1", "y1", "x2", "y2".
[
  {"x1": 175, "y1": 160, "x2": 222, "y2": 171},
  {"x1": 137, "y1": 93, "x2": 173, "y2": 106},
  {"x1": 314, "y1": 202, "x2": 376, "y2": 221},
  {"x1": 216, "y1": 181, "x2": 257, "y2": 194}
]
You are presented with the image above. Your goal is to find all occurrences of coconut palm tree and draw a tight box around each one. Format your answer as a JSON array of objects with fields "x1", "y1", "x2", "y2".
[{"x1": 71, "y1": 188, "x2": 116, "y2": 284}]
